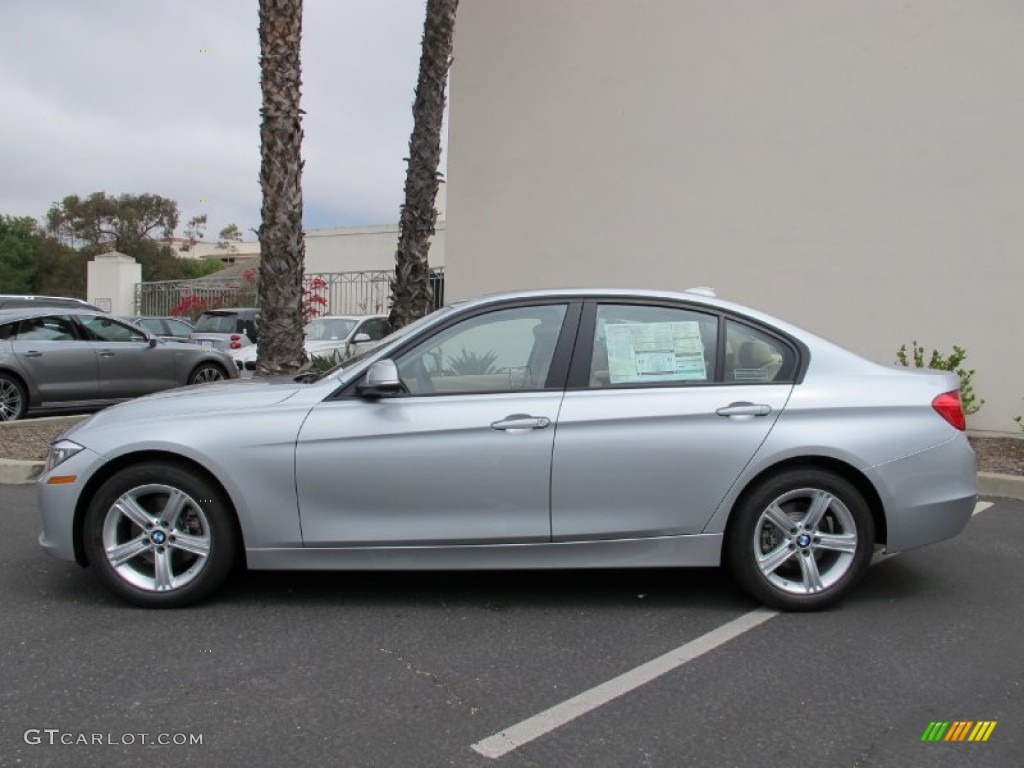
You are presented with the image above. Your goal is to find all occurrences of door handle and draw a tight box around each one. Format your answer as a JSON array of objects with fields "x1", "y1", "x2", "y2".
[
  {"x1": 716, "y1": 402, "x2": 772, "y2": 417},
  {"x1": 98, "y1": 351, "x2": 116, "y2": 357},
  {"x1": 490, "y1": 414, "x2": 552, "y2": 431},
  {"x1": 24, "y1": 351, "x2": 43, "y2": 357}
]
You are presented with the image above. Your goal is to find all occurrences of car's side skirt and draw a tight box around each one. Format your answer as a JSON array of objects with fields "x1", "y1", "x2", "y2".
[{"x1": 246, "y1": 533, "x2": 723, "y2": 570}]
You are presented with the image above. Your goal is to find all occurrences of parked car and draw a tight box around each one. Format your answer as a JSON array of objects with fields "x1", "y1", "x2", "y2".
[
  {"x1": 230, "y1": 314, "x2": 391, "y2": 376},
  {"x1": 189, "y1": 308, "x2": 260, "y2": 351},
  {"x1": 37, "y1": 288, "x2": 976, "y2": 610},
  {"x1": 119, "y1": 316, "x2": 195, "y2": 344},
  {"x1": 0, "y1": 308, "x2": 238, "y2": 421},
  {"x1": 0, "y1": 295, "x2": 102, "y2": 312}
]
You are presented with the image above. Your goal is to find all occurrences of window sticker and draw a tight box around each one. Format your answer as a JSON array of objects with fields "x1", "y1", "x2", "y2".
[{"x1": 605, "y1": 321, "x2": 707, "y2": 383}]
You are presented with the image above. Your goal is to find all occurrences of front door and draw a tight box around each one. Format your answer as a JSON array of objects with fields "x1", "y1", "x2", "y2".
[
  {"x1": 11, "y1": 314, "x2": 97, "y2": 403},
  {"x1": 296, "y1": 303, "x2": 573, "y2": 546}
]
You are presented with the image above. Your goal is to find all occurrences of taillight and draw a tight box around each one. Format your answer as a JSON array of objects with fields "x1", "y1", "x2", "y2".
[
  {"x1": 230, "y1": 341, "x2": 242, "y2": 349},
  {"x1": 932, "y1": 390, "x2": 966, "y2": 431},
  {"x1": 230, "y1": 334, "x2": 241, "y2": 341}
]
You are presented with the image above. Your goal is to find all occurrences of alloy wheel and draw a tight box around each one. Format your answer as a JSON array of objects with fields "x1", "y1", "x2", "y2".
[
  {"x1": 753, "y1": 487, "x2": 858, "y2": 595},
  {"x1": 101, "y1": 484, "x2": 212, "y2": 592}
]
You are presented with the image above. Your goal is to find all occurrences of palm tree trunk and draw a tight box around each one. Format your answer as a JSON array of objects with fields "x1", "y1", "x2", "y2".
[
  {"x1": 257, "y1": 0, "x2": 306, "y2": 376},
  {"x1": 389, "y1": 0, "x2": 459, "y2": 331}
]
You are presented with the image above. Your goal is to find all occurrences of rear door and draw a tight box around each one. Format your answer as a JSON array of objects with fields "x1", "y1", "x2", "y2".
[
  {"x1": 77, "y1": 314, "x2": 178, "y2": 398},
  {"x1": 551, "y1": 302, "x2": 797, "y2": 540}
]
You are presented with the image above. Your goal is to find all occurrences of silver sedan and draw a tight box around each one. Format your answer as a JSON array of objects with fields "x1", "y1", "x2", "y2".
[
  {"x1": 36, "y1": 289, "x2": 977, "y2": 610},
  {"x1": 0, "y1": 308, "x2": 238, "y2": 420}
]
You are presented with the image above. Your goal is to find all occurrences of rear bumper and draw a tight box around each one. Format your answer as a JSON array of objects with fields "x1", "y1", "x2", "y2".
[{"x1": 868, "y1": 435, "x2": 977, "y2": 553}]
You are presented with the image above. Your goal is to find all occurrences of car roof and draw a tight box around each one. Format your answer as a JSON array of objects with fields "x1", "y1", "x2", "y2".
[
  {"x1": 455, "y1": 286, "x2": 769, "y2": 319},
  {"x1": 0, "y1": 307, "x2": 115, "y2": 322}
]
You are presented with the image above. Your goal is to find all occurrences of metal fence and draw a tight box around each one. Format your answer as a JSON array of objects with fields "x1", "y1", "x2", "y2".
[{"x1": 135, "y1": 268, "x2": 445, "y2": 318}]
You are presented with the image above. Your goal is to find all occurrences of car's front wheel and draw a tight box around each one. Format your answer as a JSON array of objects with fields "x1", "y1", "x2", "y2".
[
  {"x1": 188, "y1": 363, "x2": 227, "y2": 385},
  {"x1": 0, "y1": 373, "x2": 27, "y2": 421},
  {"x1": 83, "y1": 463, "x2": 238, "y2": 608},
  {"x1": 725, "y1": 468, "x2": 875, "y2": 611}
]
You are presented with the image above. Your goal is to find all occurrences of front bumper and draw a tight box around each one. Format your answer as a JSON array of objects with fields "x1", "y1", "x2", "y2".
[
  {"x1": 868, "y1": 434, "x2": 978, "y2": 553},
  {"x1": 36, "y1": 446, "x2": 107, "y2": 564}
]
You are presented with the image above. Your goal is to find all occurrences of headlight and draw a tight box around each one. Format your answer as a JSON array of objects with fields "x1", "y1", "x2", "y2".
[{"x1": 45, "y1": 440, "x2": 85, "y2": 473}]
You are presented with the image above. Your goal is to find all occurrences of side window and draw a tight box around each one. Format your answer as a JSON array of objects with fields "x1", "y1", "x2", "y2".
[
  {"x1": 0, "y1": 322, "x2": 15, "y2": 340},
  {"x1": 165, "y1": 319, "x2": 193, "y2": 338},
  {"x1": 137, "y1": 319, "x2": 165, "y2": 335},
  {"x1": 589, "y1": 305, "x2": 718, "y2": 388},
  {"x1": 395, "y1": 305, "x2": 568, "y2": 395},
  {"x1": 81, "y1": 315, "x2": 147, "y2": 343},
  {"x1": 16, "y1": 316, "x2": 77, "y2": 341},
  {"x1": 361, "y1": 318, "x2": 390, "y2": 340},
  {"x1": 724, "y1": 320, "x2": 796, "y2": 383}
]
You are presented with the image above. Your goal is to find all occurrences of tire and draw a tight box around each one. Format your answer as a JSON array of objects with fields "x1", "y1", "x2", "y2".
[
  {"x1": 188, "y1": 363, "x2": 227, "y2": 385},
  {"x1": 0, "y1": 373, "x2": 27, "y2": 421},
  {"x1": 83, "y1": 462, "x2": 238, "y2": 608},
  {"x1": 725, "y1": 468, "x2": 875, "y2": 611}
]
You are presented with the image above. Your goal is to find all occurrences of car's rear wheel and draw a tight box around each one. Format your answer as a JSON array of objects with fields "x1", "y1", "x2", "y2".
[
  {"x1": 83, "y1": 463, "x2": 238, "y2": 608},
  {"x1": 0, "y1": 373, "x2": 27, "y2": 421},
  {"x1": 725, "y1": 468, "x2": 874, "y2": 611},
  {"x1": 188, "y1": 363, "x2": 227, "y2": 385}
]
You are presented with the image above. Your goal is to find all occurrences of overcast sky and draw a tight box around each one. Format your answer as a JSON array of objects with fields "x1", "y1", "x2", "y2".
[{"x1": 0, "y1": 0, "x2": 441, "y2": 242}]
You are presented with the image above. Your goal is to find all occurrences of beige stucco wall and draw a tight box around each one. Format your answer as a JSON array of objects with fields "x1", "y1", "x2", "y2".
[
  {"x1": 304, "y1": 223, "x2": 446, "y2": 274},
  {"x1": 445, "y1": 0, "x2": 1024, "y2": 434}
]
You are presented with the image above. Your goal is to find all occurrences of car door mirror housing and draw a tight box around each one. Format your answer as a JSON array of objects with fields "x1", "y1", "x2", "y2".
[
  {"x1": 148, "y1": 337, "x2": 158, "y2": 348},
  {"x1": 352, "y1": 333, "x2": 371, "y2": 343},
  {"x1": 357, "y1": 359, "x2": 402, "y2": 398}
]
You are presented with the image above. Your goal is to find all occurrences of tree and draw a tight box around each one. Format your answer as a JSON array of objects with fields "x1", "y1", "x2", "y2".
[
  {"x1": 389, "y1": 0, "x2": 459, "y2": 332},
  {"x1": 217, "y1": 223, "x2": 243, "y2": 252},
  {"x1": 31, "y1": 235, "x2": 87, "y2": 298},
  {"x1": 256, "y1": 0, "x2": 307, "y2": 376},
  {"x1": 44, "y1": 192, "x2": 179, "y2": 255},
  {"x1": 0, "y1": 215, "x2": 38, "y2": 293},
  {"x1": 180, "y1": 214, "x2": 208, "y2": 253}
]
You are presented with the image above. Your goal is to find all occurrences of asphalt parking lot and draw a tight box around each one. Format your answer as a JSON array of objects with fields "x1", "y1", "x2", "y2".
[{"x1": 1, "y1": 485, "x2": 1020, "y2": 768}]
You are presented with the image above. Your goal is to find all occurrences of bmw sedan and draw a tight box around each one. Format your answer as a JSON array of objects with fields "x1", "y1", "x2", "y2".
[
  {"x1": 36, "y1": 289, "x2": 977, "y2": 610},
  {"x1": 0, "y1": 308, "x2": 238, "y2": 420}
]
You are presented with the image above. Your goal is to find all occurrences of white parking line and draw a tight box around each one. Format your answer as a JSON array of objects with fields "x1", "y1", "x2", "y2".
[
  {"x1": 472, "y1": 501, "x2": 996, "y2": 759},
  {"x1": 471, "y1": 608, "x2": 778, "y2": 759}
]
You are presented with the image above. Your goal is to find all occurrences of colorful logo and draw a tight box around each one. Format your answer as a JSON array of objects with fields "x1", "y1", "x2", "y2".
[{"x1": 921, "y1": 721, "x2": 997, "y2": 742}]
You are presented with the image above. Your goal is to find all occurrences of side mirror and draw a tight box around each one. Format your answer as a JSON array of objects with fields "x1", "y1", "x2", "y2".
[
  {"x1": 148, "y1": 337, "x2": 158, "y2": 348},
  {"x1": 352, "y1": 333, "x2": 371, "y2": 343},
  {"x1": 356, "y1": 359, "x2": 403, "y2": 398}
]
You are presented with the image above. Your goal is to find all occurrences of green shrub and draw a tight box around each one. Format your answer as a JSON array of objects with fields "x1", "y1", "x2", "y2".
[
  {"x1": 306, "y1": 348, "x2": 352, "y2": 372},
  {"x1": 895, "y1": 341, "x2": 984, "y2": 416}
]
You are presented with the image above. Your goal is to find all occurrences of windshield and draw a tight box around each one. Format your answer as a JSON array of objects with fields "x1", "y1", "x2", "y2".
[
  {"x1": 194, "y1": 314, "x2": 241, "y2": 334},
  {"x1": 305, "y1": 317, "x2": 357, "y2": 341},
  {"x1": 316, "y1": 306, "x2": 456, "y2": 379}
]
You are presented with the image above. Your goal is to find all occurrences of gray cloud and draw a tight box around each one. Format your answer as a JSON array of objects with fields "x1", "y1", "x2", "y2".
[{"x1": 0, "y1": 0, "x2": 437, "y2": 239}]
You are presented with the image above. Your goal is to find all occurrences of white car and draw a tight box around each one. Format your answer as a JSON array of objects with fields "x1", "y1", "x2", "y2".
[{"x1": 231, "y1": 314, "x2": 391, "y2": 376}]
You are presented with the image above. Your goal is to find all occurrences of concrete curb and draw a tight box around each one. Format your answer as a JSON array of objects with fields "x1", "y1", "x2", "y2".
[
  {"x1": 977, "y1": 472, "x2": 1024, "y2": 501},
  {"x1": 0, "y1": 459, "x2": 44, "y2": 485},
  {"x1": 0, "y1": 415, "x2": 87, "y2": 485},
  {"x1": 2, "y1": 456, "x2": 1022, "y2": 499}
]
